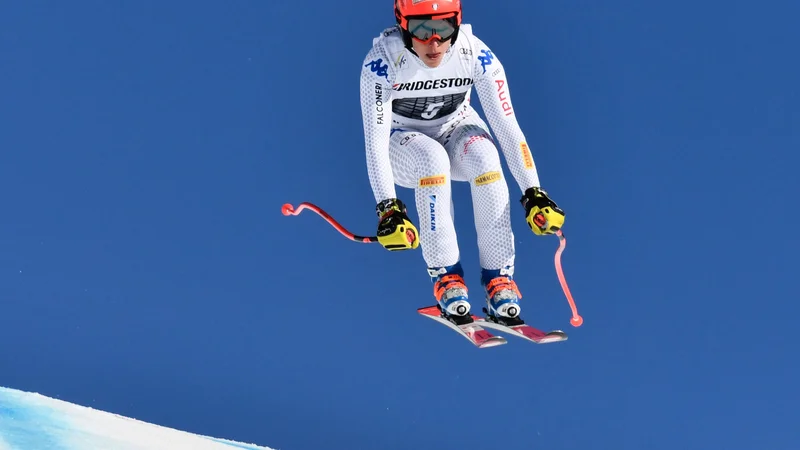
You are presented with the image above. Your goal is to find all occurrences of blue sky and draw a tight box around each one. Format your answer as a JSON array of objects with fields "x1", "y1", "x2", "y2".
[{"x1": 1, "y1": 1, "x2": 799, "y2": 449}]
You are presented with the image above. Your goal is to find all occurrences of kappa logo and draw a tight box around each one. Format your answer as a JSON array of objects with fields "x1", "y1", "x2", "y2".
[
  {"x1": 478, "y1": 49, "x2": 494, "y2": 74},
  {"x1": 365, "y1": 58, "x2": 389, "y2": 81},
  {"x1": 474, "y1": 171, "x2": 501, "y2": 186},
  {"x1": 419, "y1": 174, "x2": 446, "y2": 187}
]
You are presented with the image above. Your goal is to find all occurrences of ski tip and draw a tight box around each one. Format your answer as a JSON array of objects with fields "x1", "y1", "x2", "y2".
[
  {"x1": 479, "y1": 337, "x2": 508, "y2": 348},
  {"x1": 541, "y1": 331, "x2": 568, "y2": 343},
  {"x1": 571, "y1": 315, "x2": 583, "y2": 327}
]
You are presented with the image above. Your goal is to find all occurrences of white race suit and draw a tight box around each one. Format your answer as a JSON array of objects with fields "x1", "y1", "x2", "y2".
[{"x1": 359, "y1": 23, "x2": 543, "y2": 275}]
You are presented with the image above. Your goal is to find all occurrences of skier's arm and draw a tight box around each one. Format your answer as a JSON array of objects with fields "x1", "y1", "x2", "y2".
[
  {"x1": 471, "y1": 37, "x2": 541, "y2": 193},
  {"x1": 360, "y1": 45, "x2": 396, "y2": 203}
]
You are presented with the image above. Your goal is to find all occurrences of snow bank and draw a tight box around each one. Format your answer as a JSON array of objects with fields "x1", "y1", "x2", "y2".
[{"x1": 0, "y1": 387, "x2": 275, "y2": 450}]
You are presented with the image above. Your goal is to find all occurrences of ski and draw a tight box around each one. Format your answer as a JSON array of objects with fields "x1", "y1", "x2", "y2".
[
  {"x1": 475, "y1": 307, "x2": 568, "y2": 344},
  {"x1": 417, "y1": 305, "x2": 507, "y2": 348}
]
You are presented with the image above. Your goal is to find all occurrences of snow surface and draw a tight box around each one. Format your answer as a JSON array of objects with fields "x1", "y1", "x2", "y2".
[{"x1": 0, "y1": 387, "x2": 275, "y2": 450}]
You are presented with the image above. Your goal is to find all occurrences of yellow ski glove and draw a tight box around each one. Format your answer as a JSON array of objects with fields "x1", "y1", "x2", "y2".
[
  {"x1": 520, "y1": 187, "x2": 565, "y2": 235},
  {"x1": 375, "y1": 198, "x2": 419, "y2": 251}
]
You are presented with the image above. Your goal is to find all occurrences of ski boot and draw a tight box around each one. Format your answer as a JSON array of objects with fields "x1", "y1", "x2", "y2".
[
  {"x1": 429, "y1": 262, "x2": 471, "y2": 323},
  {"x1": 481, "y1": 267, "x2": 524, "y2": 326}
]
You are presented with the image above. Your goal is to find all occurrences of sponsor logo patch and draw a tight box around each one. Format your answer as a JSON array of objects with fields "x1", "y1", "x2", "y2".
[
  {"x1": 520, "y1": 142, "x2": 534, "y2": 169},
  {"x1": 374, "y1": 83, "x2": 384, "y2": 125},
  {"x1": 365, "y1": 59, "x2": 389, "y2": 82},
  {"x1": 496, "y1": 79, "x2": 513, "y2": 116},
  {"x1": 475, "y1": 171, "x2": 501, "y2": 186},
  {"x1": 478, "y1": 49, "x2": 494, "y2": 74},
  {"x1": 393, "y1": 78, "x2": 473, "y2": 91},
  {"x1": 419, "y1": 175, "x2": 447, "y2": 187},
  {"x1": 429, "y1": 195, "x2": 437, "y2": 231}
]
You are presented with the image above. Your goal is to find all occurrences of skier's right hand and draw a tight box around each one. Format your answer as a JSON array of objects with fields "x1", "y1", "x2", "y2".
[{"x1": 375, "y1": 198, "x2": 419, "y2": 251}]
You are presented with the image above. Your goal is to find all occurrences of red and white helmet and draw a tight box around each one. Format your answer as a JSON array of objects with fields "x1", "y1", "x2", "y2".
[{"x1": 394, "y1": 0, "x2": 462, "y2": 49}]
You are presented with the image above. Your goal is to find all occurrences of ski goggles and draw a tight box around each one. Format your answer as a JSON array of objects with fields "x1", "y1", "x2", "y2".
[{"x1": 406, "y1": 17, "x2": 458, "y2": 43}]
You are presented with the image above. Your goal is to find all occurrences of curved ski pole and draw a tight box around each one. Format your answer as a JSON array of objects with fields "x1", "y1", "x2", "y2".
[
  {"x1": 554, "y1": 230, "x2": 583, "y2": 327},
  {"x1": 282, "y1": 202, "x2": 378, "y2": 243}
]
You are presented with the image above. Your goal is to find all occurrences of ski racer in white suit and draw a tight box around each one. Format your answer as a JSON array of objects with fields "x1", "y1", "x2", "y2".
[{"x1": 360, "y1": 0, "x2": 565, "y2": 321}]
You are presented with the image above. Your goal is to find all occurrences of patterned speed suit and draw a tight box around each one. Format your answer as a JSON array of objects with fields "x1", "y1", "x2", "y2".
[{"x1": 359, "y1": 23, "x2": 542, "y2": 276}]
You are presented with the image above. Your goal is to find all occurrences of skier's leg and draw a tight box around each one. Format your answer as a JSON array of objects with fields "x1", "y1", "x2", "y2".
[
  {"x1": 389, "y1": 128, "x2": 470, "y2": 316},
  {"x1": 441, "y1": 115, "x2": 522, "y2": 319}
]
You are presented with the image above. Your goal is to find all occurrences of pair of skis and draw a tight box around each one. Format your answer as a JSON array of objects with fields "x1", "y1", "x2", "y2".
[{"x1": 417, "y1": 305, "x2": 567, "y2": 348}]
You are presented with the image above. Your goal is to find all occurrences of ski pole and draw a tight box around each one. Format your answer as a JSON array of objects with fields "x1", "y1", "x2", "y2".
[
  {"x1": 554, "y1": 230, "x2": 583, "y2": 327},
  {"x1": 283, "y1": 201, "x2": 583, "y2": 326},
  {"x1": 281, "y1": 202, "x2": 378, "y2": 243}
]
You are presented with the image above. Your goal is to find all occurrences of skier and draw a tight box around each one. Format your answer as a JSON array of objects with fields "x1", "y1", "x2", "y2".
[{"x1": 360, "y1": 0, "x2": 565, "y2": 322}]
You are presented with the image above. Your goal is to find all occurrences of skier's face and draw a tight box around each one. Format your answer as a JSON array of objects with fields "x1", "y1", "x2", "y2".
[{"x1": 412, "y1": 37, "x2": 451, "y2": 68}]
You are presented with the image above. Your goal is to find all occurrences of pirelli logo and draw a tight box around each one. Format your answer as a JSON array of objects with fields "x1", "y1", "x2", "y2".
[
  {"x1": 419, "y1": 175, "x2": 446, "y2": 187},
  {"x1": 520, "y1": 142, "x2": 534, "y2": 169},
  {"x1": 475, "y1": 171, "x2": 501, "y2": 186}
]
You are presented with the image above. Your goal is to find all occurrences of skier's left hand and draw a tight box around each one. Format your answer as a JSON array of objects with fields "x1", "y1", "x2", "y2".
[{"x1": 520, "y1": 187, "x2": 565, "y2": 235}]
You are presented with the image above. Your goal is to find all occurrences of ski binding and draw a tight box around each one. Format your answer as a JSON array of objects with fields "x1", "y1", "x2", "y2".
[{"x1": 417, "y1": 305, "x2": 507, "y2": 348}]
